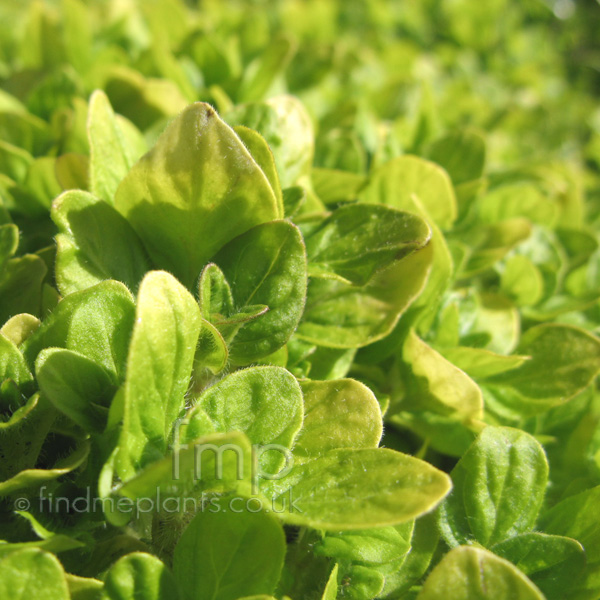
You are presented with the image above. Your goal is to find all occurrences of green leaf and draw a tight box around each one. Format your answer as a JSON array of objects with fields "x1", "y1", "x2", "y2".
[
  {"x1": 491, "y1": 533, "x2": 585, "y2": 600},
  {"x1": 22, "y1": 280, "x2": 136, "y2": 379},
  {"x1": 66, "y1": 574, "x2": 104, "y2": 600},
  {"x1": 306, "y1": 346, "x2": 356, "y2": 380},
  {"x1": 145, "y1": 30, "x2": 196, "y2": 104},
  {"x1": 0, "y1": 223, "x2": 19, "y2": 268},
  {"x1": 461, "y1": 218, "x2": 532, "y2": 277},
  {"x1": 305, "y1": 204, "x2": 430, "y2": 286},
  {"x1": 117, "y1": 431, "x2": 253, "y2": 503},
  {"x1": 479, "y1": 182, "x2": 557, "y2": 227},
  {"x1": 194, "y1": 366, "x2": 303, "y2": 473},
  {"x1": 0, "y1": 313, "x2": 40, "y2": 346},
  {"x1": 52, "y1": 190, "x2": 151, "y2": 295},
  {"x1": 0, "y1": 440, "x2": 89, "y2": 495},
  {"x1": 298, "y1": 241, "x2": 432, "y2": 348},
  {"x1": 451, "y1": 291, "x2": 520, "y2": 356},
  {"x1": 391, "y1": 329, "x2": 484, "y2": 456},
  {"x1": 485, "y1": 324, "x2": 600, "y2": 415},
  {"x1": 322, "y1": 564, "x2": 339, "y2": 600},
  {"x1": 0, "y1": 142, "x2": 31, "y2": 185},
  {"x1": 266, "y1": 448, "x2": 451, "y2": 530},
  {"x1": 176, "y1": 404, "x2": 216, "y2": 445},
  {"x1": 213, "y1": 220, "x2": 307, "y2": 363},
  {"x1": 438, "y1": 346, "x2": 529, "y2": 380},
  {"x1": 198, "y1": 263, "x2": 235, "y2": 321},
  {"x1": 117, "y1": 271, "x2": 202, "y2": 479},
  {"x1": 501, "y1": 254, "x2": 544, "y2": 307},
  {"x1": 359, "y1": 155, "x2": 457, "y2": 230},
  {"x1": 100, "y1": 552, "x2": 179, "y2": 600},
  {"x1": 226, "y1": 96, "x2": 314, "y2": 188},
  {"x1": 427, "y1": 129, "x2": 486, "y2": 185},
  {"x1": 55, "y1": 153, "x2": 89, "y2": 191},
  {"x1": 61, "y1": 0, "x2": 92, "y2": 72},
  {"x1": 315, "y1": 523, "x2": 413, "y2": 566},
  {"x1": 88, "y1": 90, "x2": 146, "y2": 204},
  {"x1": 0, "y1": 91, "x2": 26, "y2": 114},
  {"x1": 437, "y1": 427, "x2": 548, "y2": 548},
  {"x1": 337, "y1": 566, "x2": 384, "y2": 600},
  {"x1": 538, "y1": 485, "x2": 600, "y2": 598},
  {"x1": 381, "y1": 513, "x2": 439, "y2": 598},
  {"x1": 104, "y1": 66, "x2": 188, "y2": 130},
  {"x1": 411, "y1": 207, "x2": 454, "y2": 335},
  {"x1": 397, "y1": 329, "x2": 484, "y2": 422},
  {"x1": 0, "y1": 112, "x2": 52, "y2": 157},
  {"x1": 276, "y1": 529, "x2": 333, "y2": 600},
  {"x1": 293, "y1": 379, "x2": 382, "y2": 461},
  {"x1": 0, "y1": 333, "x2": 33, "y2": 387},
  {"x1": 195, "y1": 318, "x2": 228, "y2": 374},
  {"x1": 233, "y1": 125, "x2": 283, "y2": 214},
  {"x1": 0, "y1": 512, "x2": 84, "y2": 556},
  {"x1": 114, "y1": 102, "x2": 281, "y2": 289},
  {"x1": 312, "y1": 168, "x2": 366, "y2": 205},
  {"x1": 238, "y1": 35, "x2": 296, "y2": 102},
  {"x1": 35, "y1": 348, "x2": 115, "y2": 432},
  {"x1": 172, "y1": 499, "x2": 286, "y2": 600},
  {"x1": 0, "y1": 548, "x2": 70, "y2": 599},
  {"x1": 0, "y1": 255, "x2": 47, "y2": 323},
  {"x1": 0, "y1": 391, "x2": 44, "y2": 432},
  {"x1": 282, "y1": 186, "x2": 306, "y2": 218},
  {"x1": 417, "y1": 546, "x2": 545, "y2": 600},
  {"x1": 22, "y1": 157, "x2": 62, "y2": 212}
]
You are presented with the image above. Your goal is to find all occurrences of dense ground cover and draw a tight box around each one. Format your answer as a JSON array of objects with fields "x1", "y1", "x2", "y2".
[{"x1": 1, "y1": 1, "x2": 600, "y2": 598}]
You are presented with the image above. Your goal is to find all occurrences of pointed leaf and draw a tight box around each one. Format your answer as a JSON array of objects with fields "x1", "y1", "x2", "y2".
[
  {"x1": 114, "y1": 102, "x2": 281, "y2": 289},
  {"x1": 88, "y1": 90, "x2": 146, "y2": 204},
  {"x1": 267, "y1": 448, "x2": 451, "y2": 530}
]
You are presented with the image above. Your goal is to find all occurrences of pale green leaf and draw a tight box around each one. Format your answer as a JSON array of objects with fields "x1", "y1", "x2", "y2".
[
  {"x1": 114, "y1": 102, "x2": 281, "y2": 289},
  {"x1": 35, "y1": 348, "x2": 115, "y2": 432},
  {"x1": 22, "y1": 280, "x2": 135, "y2": 379},
  {"x1": 305, "y1": 204, "x2": 430, "y2": 286},
  {"x1": 0, "y1": 548, "x2": 70, "y2": 599},
  {"x1": 359, "y1": 156, "x2": 457, "y2": 230},
  {"x1": 52, "y1": 190, "x2": 150, "y2": 295},
  {"x1": 173, "y1": 499, "x2": 285, "y2": 600},
  {"x1": 417, "y1": 546, "x2": 545, "y2": 600},
  {"x1": 117, "y1": 271, "x2": 201, "y2": 479},
  {"x1": 293, "y1": 379, "x2": 382, "y2": 461},
  {"x1": 267, "y1": 448, "x2": 451, "y2": 530},
  {"x1": 88, "y1": 90, "x2": 146, "y2": 204},
  {"x1": 437, "y1": 427, "x2": 548, "y2": 548},
  {"x1": 100, "y1": 552, "x2": 179, "y2": 600},
  {"x1": 194, "y1": 366, "x2": 302, "y2": 473},
  {"x1": 213, "y1": 220, "x2": 307, "y2": 362}
]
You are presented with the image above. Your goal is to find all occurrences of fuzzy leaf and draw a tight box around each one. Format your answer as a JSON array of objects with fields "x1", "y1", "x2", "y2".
[
  {"x1": 117, "y1": 271, "x2": 201, "y2": 479},
  {"x1": 114, "y1": 102, "x2": 281, "y2": 289}
]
